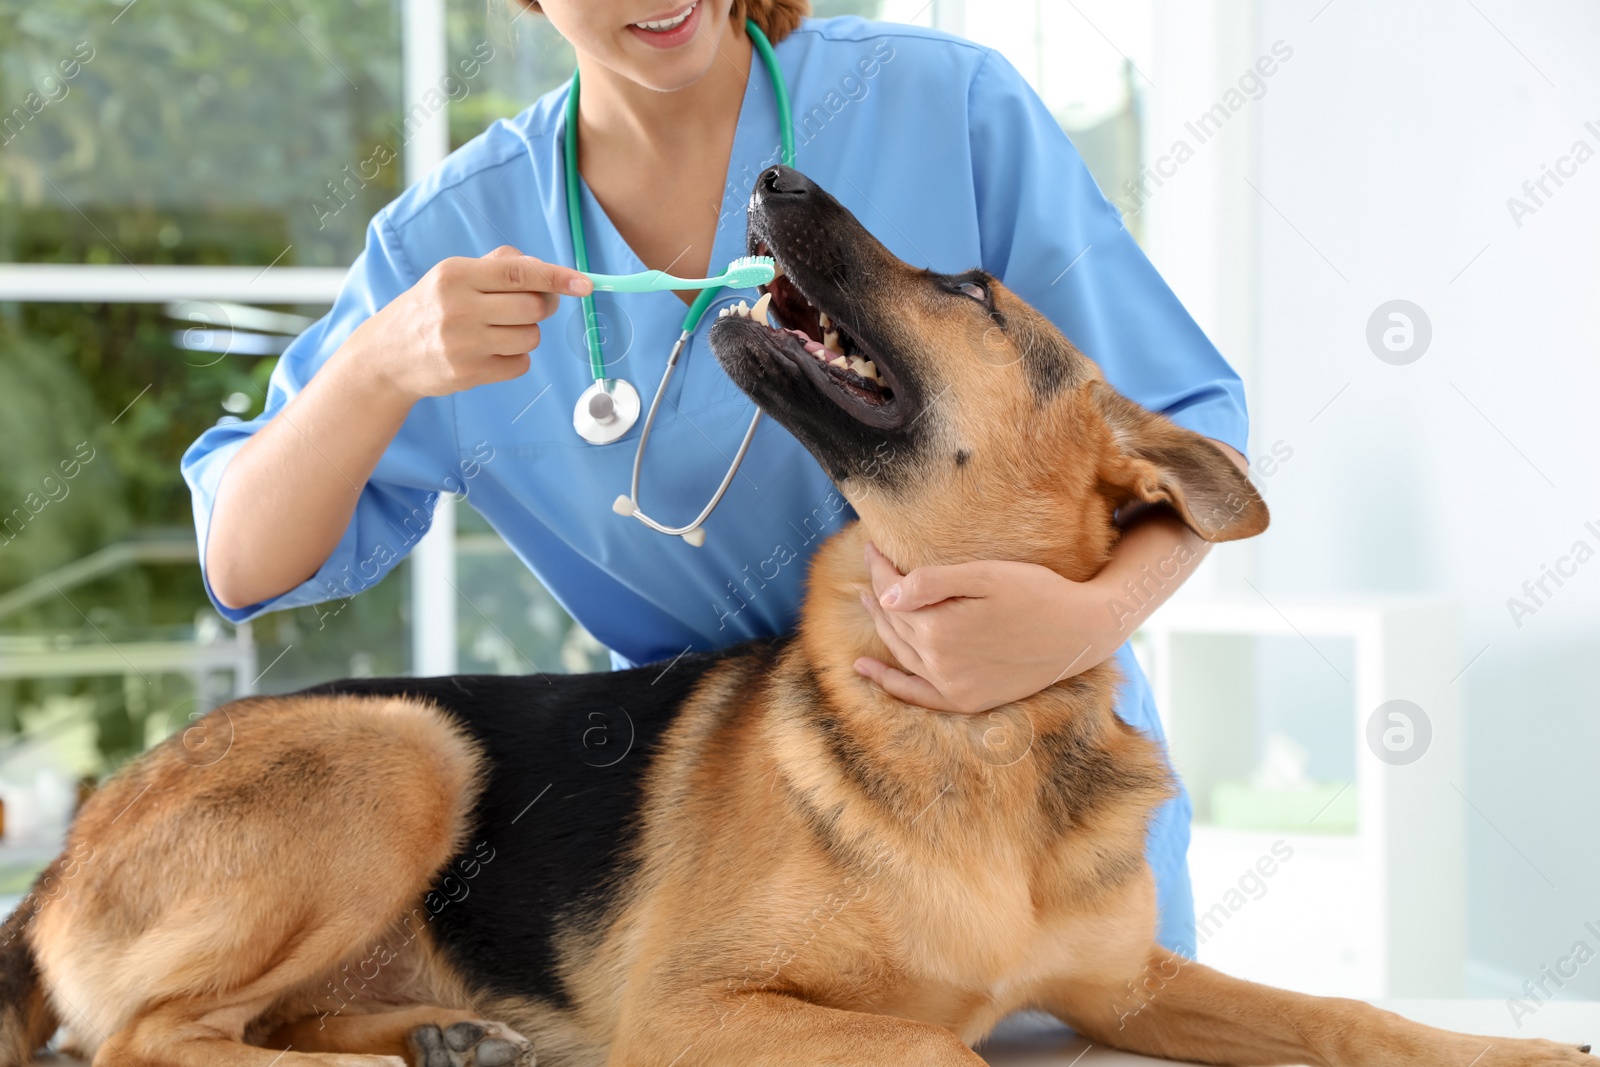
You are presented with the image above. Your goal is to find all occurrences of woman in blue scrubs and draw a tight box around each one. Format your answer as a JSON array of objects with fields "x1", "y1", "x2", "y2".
[{"x1": 181, "y1": 0, "x2": 1251, "y2": 958}]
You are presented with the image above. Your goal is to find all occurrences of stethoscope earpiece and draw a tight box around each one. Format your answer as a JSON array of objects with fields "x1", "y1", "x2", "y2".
[{"x1": 612, "y1": 493, "x2": 709, "y2": 547}]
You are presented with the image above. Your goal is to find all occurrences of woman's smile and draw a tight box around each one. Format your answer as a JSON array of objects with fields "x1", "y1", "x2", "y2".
[{"x1": 626, "y1": 1, "x2": 703, "y2": 48}]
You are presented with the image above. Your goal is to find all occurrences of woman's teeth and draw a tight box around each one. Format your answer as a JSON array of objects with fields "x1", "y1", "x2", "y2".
[
  {"x1": 635, "y1": 2, "x2": 695, "y2": 31},
  {"x1": 717, "y1": 298, "x2": 882, "y2": 383}
]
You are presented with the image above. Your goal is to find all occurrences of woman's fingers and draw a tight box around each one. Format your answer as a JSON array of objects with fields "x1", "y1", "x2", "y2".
[
  {"x1": 866, "y1": 541, "x2": 994, "y2": 611},
  {"x1": 369, "y1": 248, "x2": 585, "y2": 400},
  {"x1": 853, "y1": 657, "x2": 956, "y2": 712},
  {"x1": 483, "y1": 323, "x2": 542, "y2": 357},
  {"x1": 859, "y1": 590, "x2": 930, "y2": 678},
  {"x1": 479, "y1": 291, "x2": 560, "y2": 326},
  {"x1": 485, "y1": 351, "x2": 532, "y2": 384},
  {"x1": 476, "y1": 246, "x2": 592, "y2": 299}
]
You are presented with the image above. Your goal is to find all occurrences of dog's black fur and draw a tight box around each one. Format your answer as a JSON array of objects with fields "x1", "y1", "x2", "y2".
[{"x1": 303, "y1": 641, "x2": 781, "y2": 1009}]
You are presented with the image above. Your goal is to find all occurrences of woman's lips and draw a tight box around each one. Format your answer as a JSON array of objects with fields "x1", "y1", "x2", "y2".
[{"x1": 626, "y1": 1, "x2": 702, "y2": 49}]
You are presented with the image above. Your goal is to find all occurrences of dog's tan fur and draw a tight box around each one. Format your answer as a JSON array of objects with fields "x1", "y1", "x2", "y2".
[{"x1": 2, "y1": 169, "x2": 1589, "y2": 1067}]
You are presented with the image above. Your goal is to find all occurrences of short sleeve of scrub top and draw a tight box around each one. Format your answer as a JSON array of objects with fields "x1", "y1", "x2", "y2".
[
  {"x1": 181, "y1": 212, "x2": 449, "y2": 624},
  {"x1": 182, "y1": 17, "x2": 1248, "y2": 958}
]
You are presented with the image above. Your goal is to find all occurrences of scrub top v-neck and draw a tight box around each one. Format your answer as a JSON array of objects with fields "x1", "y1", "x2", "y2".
[
  {"x1": 542, "y1": 35, "x2": 839, "y2": 655},
  {"x1": 183, "y1": 15, "x2": 1253, "y2": 958},
  {"x1": 571, "y1": 36, "x2": 774, "y2": 299}
]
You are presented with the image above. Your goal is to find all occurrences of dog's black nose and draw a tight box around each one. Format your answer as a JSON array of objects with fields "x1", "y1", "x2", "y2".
[{"x1": 758, "y1": 165, "x2": 811, "y2": 199}]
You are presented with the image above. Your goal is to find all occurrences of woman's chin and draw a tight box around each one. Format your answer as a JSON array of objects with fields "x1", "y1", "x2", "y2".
[
  {"x1": 621, "y1": 8, "x2": 737, "y2": 90},
  {"x1": 619, "y1": 43, "x2": 723, "y2": 93}
]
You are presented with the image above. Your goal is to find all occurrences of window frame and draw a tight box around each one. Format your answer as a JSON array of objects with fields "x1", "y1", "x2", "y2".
[{"x1": 0, "y1": 0, "x2": 460, "y2": 676}]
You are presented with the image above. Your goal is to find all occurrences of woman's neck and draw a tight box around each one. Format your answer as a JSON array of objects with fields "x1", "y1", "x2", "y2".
[{"x1": 574, "y1": 16, "x2": 753, "y2": 160}]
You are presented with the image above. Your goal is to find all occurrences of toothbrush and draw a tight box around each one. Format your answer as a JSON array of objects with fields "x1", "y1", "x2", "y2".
[{"x1": 581, "y1": 254, "x2": 776, "y2": 293}]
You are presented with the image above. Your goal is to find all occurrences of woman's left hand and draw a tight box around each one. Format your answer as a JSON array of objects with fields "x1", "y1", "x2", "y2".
[{"x1": 854, "y1": 541, "x2": 1125, "y2": 714}]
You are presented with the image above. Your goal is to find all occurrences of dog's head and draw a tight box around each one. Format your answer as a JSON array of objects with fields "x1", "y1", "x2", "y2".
[{"x1": 709, "y1": 166, "x2": 1267, "y2": 578}]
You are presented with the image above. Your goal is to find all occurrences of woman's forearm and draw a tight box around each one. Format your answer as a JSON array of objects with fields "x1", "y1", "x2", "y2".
[{"x1": 205, "y1": 346, "x2": 416, "y2": 610}]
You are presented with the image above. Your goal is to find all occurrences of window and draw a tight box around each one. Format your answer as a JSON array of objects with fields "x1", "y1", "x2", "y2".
[
  {"x1": 0, "y1": 1, "x2": 599, "y2": 861},
  {"x1": 882, "y1": 0, "x2": 1151, "y2": 230}
]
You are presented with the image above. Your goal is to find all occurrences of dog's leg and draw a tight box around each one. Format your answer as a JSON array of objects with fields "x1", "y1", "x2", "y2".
[
  {"x1": 31, "y1": 696, "x2": 494, "y2": 1067},
  {"x1": 100, "y1": 1000, "x2": 536, "y2": 1067},
  {"x1": 265, "y1": 1005, "x2": 535, "y2": 1066},
  {"x1": 95, "y1": 996, "x2": 405, "y2": 1067},
  {"x1": 612, "y1": 990, "x2": 985, "y2": 1067},
  {"x1": 1044, "y1": 947, "x2": 1594, "y2": 1066}
]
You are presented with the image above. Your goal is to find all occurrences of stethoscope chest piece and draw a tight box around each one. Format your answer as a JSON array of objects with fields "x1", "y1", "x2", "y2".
[{"x1": 573, "y1": 377, "x2": 641, "y2": 444}]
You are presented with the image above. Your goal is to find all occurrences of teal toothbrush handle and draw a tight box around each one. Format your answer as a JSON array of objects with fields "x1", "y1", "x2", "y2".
[
  {"x1": 582, "y1": 256, "x2": 774, "y2": 293},
  {"x1": 583, "y1": 269, "x2": 726, "y2": 293}
]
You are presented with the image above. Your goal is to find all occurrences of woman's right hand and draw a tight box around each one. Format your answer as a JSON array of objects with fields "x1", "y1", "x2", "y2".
[
  {"x1": 204, "y1": 246, "x2": 591, "y2": 610},
  {"x1": 348, "y1": 244, "x2": 594, "y2": 402}
]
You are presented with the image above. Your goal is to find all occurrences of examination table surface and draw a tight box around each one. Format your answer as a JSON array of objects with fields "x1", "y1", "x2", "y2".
[{"x1": 27, "y1": 1000, "x2": 1597, "y2": 1065}]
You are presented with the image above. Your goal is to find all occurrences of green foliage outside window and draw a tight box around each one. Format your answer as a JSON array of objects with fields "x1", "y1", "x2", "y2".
[{"x1": 0, "y1": 0, "x2": 883, "y2": 774}]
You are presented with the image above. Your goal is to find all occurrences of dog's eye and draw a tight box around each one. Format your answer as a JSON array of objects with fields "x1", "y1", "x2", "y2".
[{"x1": 957, "y1": 281, "x2": 987, "y2": 302}]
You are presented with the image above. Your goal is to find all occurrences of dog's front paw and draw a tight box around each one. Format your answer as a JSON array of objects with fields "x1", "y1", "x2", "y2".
[
  {"x1": 1498, "y1": 1038, "x2": 1593, "y2": 1065},
  {"x1": 406, "y1": 1019, "x2": 536, "y2": 1067},
  {"x1": 1421, "y1": 1037, "x2": 1593, "y2": 1066}
]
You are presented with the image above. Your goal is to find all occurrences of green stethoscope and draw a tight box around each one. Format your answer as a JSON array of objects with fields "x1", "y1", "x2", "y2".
[{"x1": 565, "y1": 18, "x2": 794, "y2": 547}]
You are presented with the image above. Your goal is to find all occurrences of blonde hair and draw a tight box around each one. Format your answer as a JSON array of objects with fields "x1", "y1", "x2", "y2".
[{"x1": 512, "y1": 0, "x2": 811, "y2": 45}]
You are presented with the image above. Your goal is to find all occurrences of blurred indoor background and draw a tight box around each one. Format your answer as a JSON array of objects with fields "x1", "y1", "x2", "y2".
[{"x1": 2, "y1": 0, "x2": 1598, "y2": 1015}]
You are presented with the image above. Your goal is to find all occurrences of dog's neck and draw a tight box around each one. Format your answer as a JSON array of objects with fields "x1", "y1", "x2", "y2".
[
  {"x1": 794, "y1": 519, "x2": 1114, "y2": 709},
  {"x1": 796, "y1": 523, "x2": 893, "y2": 670},
  {"x1": 840, "y1": 473, "x2": 1117, "y2": 585},
  {"x1": 788, "y1": 519, "x2": 1143, "y2": 842}
]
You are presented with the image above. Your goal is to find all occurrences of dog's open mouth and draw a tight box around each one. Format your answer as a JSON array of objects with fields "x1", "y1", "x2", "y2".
[{"x1": 714, "y1": 240, "x2": 903, "y2": 426}]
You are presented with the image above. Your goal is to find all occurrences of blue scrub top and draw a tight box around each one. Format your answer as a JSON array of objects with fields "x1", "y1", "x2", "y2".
[{"x1": 182, "y1": 17, "x2": 1248, "y2": 957}]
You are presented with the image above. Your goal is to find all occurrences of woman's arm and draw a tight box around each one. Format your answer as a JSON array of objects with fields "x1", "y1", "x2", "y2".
[
  {"x1": 205, "y1": 349, "x2": 414, "y2": 610},
  {"x1": 206, "y1": 248, "x2": 590, "y2": 610},
  {"x1": 853, "y1": 440, "x2": 1248, "y2": 715}
]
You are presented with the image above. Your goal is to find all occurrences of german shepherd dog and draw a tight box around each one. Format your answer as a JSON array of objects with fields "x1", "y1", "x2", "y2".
[{"x1": 0, "y1": 166, "x2": 1588, "y2": 1067}]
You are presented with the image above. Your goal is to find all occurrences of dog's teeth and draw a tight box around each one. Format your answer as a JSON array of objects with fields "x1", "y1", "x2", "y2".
[
  {"x1": 750, "y1": 291, "x2": 773, "y2": 324},
  {"x1": 818, "y1": 311, "x2": 832, "y2": 329},
  {"x1": 848, "y1": 357, "x2": 875, "y2": 379},
  {"x1": 736, "y1": 300, "x2": 751, "y2": 318},
  {"x1": 823, "y1": 329, "x2": 842, "y2": 354},
  {"x1": 772, "y1": 261, "x2": 785, "y2": 277},
  {"x1": 828, "y1": 355, "x2": 848, "y2": 369}
]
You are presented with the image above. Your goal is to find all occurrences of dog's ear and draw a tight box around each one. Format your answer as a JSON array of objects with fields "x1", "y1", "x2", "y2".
[{"x1": 1091, "y1": 382, "x2": 1269, "y2": 542}]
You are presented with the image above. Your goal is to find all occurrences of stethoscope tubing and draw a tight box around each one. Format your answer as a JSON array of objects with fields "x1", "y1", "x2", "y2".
[
  {"x1": 620, "y1": 332, "x2": 764, "y2": 544},
  {"x1": 569, "y1": 19, "x2": 793, "y2": 545}
]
